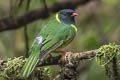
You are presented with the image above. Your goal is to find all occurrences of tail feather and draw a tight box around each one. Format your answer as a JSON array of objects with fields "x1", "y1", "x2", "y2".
[
  {"x1": 20, "y1": 39, "x2": 63, "y2": 78},
  {"x1": 20, "y1": 54, "x2": 39, "y2": 78}
]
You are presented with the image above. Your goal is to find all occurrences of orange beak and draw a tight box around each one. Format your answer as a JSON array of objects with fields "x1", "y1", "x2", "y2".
[{"x1": 71, "y1": 12, "x2": 78, "y2": 16}]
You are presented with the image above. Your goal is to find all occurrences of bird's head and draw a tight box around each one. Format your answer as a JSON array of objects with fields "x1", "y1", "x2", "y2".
[{"x1": 56, "y1": 9, "x2": 78, "y2": 24}]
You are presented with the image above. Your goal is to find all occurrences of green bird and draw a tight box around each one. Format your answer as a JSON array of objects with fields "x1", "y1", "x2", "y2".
[{"x1": 20, "y1": 9, "x2": 78, "y2": 78}]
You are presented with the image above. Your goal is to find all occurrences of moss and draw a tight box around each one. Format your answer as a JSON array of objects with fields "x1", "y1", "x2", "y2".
[
  {"x1": 96, "y1": 43, "x2": 120, "y2": 66},
  {"x1": 96, "y1": 43, "x2": 120, "y2": 79},
  {"x1": 0, "y1": 57, "x2": 51, "y2": 80},
  {"x1": 0, "y1": 56, "x2": 26, "y2": 80}
]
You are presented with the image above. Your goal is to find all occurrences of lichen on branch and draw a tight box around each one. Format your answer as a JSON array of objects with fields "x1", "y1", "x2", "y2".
[
  {"x1": 0, "y1": 50, "x2": 96, "y2": 80},
  {"x1": 96, "y1": 43, "x2": 120, "y2": 80},
  {"x1": 0, "y1": 57, "x2": 50, "y2": 80},
  {"x1": 0, "y1": 57, "x2": 25, "y2": 79},
  {"x1": 0, "y1": 43, "x2": 120, "y2": 80}
]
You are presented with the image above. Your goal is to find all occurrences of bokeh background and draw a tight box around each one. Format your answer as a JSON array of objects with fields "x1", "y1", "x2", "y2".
[{"x1": 0, "y1": 0, "x2": 120, "y2": 80}]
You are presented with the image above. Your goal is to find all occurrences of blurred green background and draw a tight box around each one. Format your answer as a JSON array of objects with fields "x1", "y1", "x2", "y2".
[{"x1": 0, "y1": 0, "x2": 120, "y2": 80}]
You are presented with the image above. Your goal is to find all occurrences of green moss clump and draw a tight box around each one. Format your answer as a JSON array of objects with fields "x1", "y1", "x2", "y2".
[
  {"x1": 0, "y1": 56, "x2": 26, "y2": 80},
  {"x1": 0, "y1": 57, "x2": 51, "y2": 80},
  {"x1": 96, "y1": 43, "x2": 120, "y2": 66},
  {"x1": 96, "y1": 43, "x2": 120, "y2": 79}
]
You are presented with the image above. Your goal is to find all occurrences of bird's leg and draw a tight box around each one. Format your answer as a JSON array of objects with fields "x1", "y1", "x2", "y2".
[
  {"x1": 60, "y1": 51, "x2": 67, "y2": 55},
  {"x1": 55, "y1": 51, "x2": 67, "y2": 56},
  {"x1": 48, "y1": 53, "x2": 53, "y2": 59}
]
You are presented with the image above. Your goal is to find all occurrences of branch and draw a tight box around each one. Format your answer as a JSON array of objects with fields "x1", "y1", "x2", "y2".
[
  {"x1": 0, "y1": 50, "x2": 96, "y2": 80},
  {"x1": 39, "y1": 50, "x2": 96, "y2": 66},
  {"x1": 0, "y1": 0, "x2": 91, "y2": 32},
  {"x1": 0, "y1": 43, "x2": 120, "y2": 80}
]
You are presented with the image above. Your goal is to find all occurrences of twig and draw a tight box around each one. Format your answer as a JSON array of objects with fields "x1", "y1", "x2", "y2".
[
  {"x1": 24, "y1": 0, "x2": 31, "y2": 58},
  {"x1": 38, "y1": 50, "x2": 96, "y2": 66},
  {"x1": 112, "y1": 57, "x2": 119, "y2": 80},
  {"x1": 41, "y1": 0, "x2": 49, "y2": 16},
  {"x1": 0, "y1": 0, "x2": 91, "y2": 32}
]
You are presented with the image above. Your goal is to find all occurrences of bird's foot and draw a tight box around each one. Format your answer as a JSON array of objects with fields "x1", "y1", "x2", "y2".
[
  {"x1": 48, "y1": 54, "x2": 53, "y2": 59},
  {"x1": 60, "y1": 51, "x2": 67, "y2": 55}
]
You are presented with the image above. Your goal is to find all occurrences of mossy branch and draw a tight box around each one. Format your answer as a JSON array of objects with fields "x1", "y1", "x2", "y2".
[
  {"x1": 96, "y1": 43, "x2": 120, "y2": 80},
  {"x1": 0, "y1": 43, "x2": 120, "y2": 80},
  {"x1": 0, "y1": 50, "x2": 96, "y2": 80}
]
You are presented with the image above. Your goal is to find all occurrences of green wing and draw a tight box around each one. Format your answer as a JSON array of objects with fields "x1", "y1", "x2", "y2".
[
  {"x1": 20, "y1": 35, "x2": 64, "y2": 78},
  {"x1": 20, "y1": 19, "x2": 76, "y2": 78}
]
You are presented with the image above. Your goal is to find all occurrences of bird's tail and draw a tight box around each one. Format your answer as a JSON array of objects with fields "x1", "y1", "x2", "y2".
[{"x1": 20, "y1": 53, "x2": 39, "y2": 78}]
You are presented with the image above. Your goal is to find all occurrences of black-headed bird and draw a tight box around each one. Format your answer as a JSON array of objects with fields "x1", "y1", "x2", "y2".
[{"x1": 21, "y1": 9, "x2": 78, "y2": 78}]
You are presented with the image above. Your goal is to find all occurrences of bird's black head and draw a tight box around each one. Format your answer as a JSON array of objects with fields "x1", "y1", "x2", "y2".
[{"x1": 56, "y1": 9, "x2": 78, "y2": 24}]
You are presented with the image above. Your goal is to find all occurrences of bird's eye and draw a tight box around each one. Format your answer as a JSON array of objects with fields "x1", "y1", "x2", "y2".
[{"x1": 63, "y1": 13, "x2": 67, "y2": 15}]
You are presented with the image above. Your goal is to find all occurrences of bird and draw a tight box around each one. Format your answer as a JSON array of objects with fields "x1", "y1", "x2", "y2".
[{"x1": 20, "y1": 9, "x2": 78, "y2": 78}]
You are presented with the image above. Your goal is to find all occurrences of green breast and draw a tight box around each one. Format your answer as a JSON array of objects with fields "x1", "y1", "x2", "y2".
[
  {"x1": 39, "y1": 17, "x2": 77, "y2": 51},
  {"x1": 55, "y1": 25, "x2": 76, "y2": 51}
]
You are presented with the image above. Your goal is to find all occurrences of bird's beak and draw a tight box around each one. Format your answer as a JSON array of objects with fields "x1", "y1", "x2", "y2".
[{"x1": 71, "y1": 12, "x2": 78, "y2": 16}]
